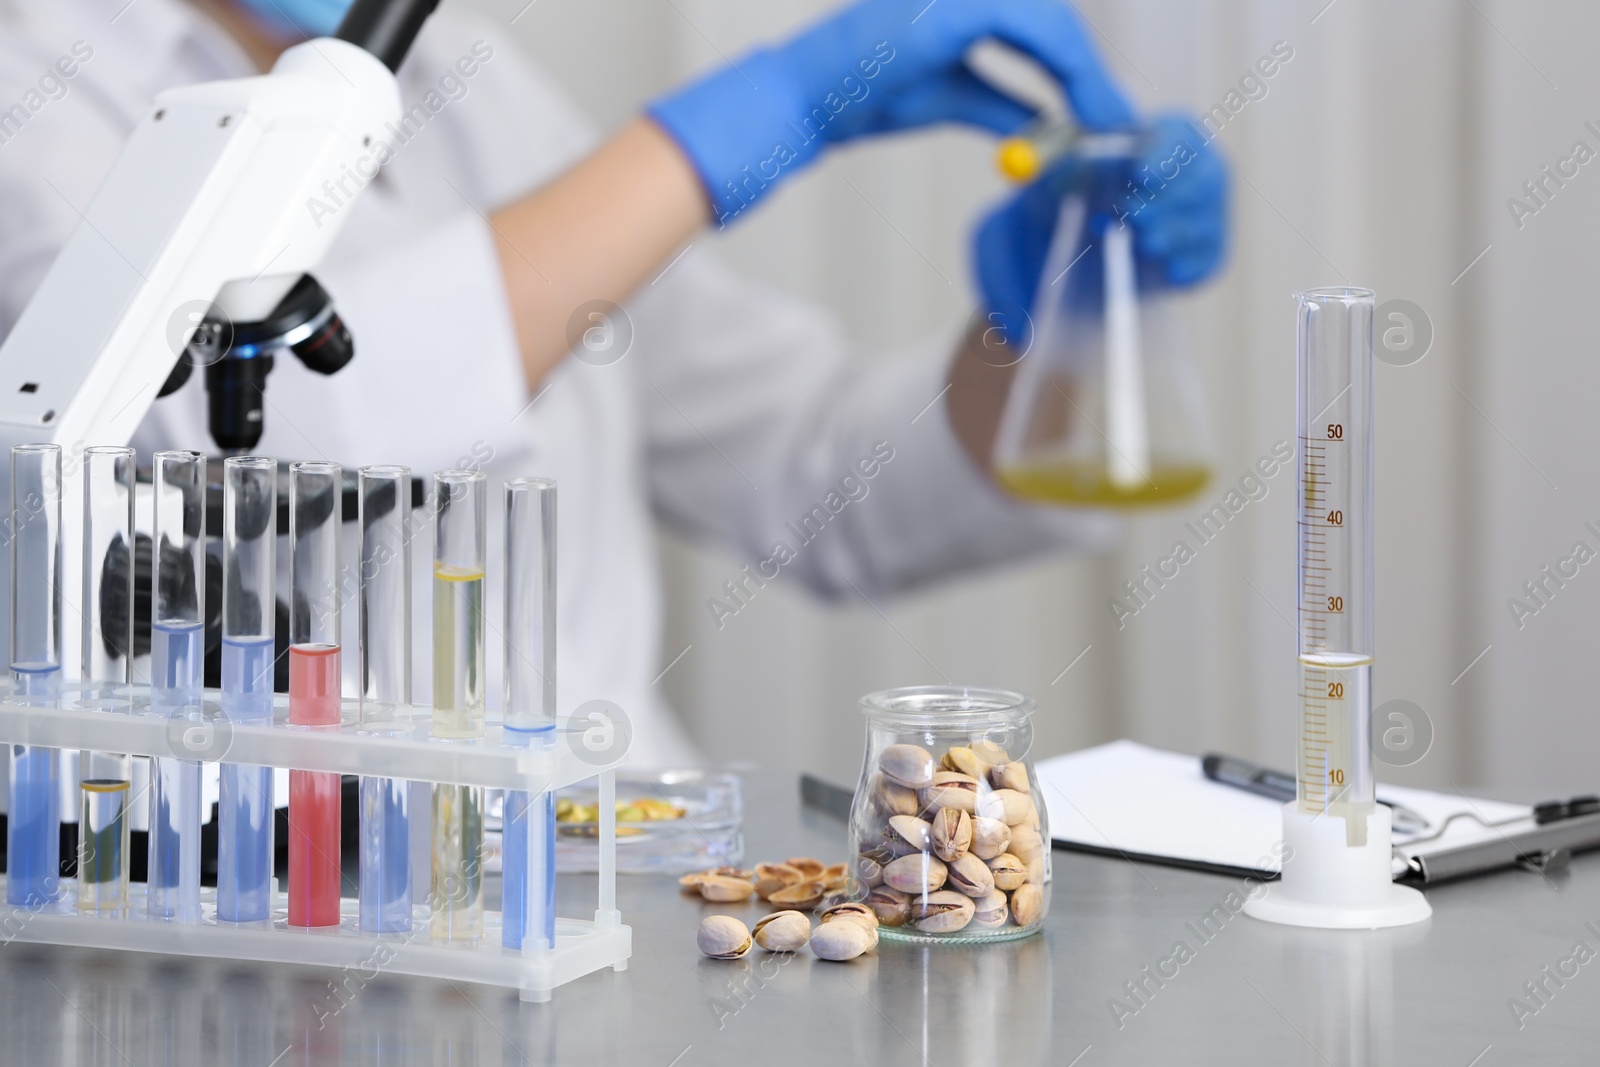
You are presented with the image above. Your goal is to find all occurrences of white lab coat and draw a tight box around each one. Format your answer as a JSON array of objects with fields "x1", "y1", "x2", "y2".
[{"x1": 0, "y1": 0, "x2": 1115, "y2": 767}]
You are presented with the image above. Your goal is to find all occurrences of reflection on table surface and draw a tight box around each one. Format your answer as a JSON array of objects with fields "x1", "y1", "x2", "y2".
[{"x1": 3, "y1": 770, "x2": 1600, "y2": 1065}]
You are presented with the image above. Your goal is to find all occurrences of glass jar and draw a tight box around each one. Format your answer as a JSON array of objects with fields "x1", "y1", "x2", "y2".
[{"x1": 848, "y1": 686, "x2": 1049, "y2": 943}]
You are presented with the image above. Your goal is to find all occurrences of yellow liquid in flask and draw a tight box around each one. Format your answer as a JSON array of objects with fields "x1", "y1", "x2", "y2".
[{"x1": 996, "y1": 460, "x2": 1211, "y2": 508}]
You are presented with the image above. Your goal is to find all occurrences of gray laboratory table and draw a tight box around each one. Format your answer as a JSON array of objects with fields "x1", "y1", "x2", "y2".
[{"x1": 1, "y1": 771, "x2": 1595, "y2": 1065}]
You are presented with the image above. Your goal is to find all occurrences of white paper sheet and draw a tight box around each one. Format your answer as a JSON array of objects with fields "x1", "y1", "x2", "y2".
[{"x1": 1036, "y1": 740, "x2": 1530, "y2": 877}]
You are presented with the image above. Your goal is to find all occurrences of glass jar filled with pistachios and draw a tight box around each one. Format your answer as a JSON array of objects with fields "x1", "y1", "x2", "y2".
[{"x1": 848, "y1": 686, "x2": 1048, "y2": 944}]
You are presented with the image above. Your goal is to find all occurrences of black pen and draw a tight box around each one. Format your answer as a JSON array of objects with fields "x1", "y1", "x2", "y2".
[{"x1": 1201, "y1": 752, "x2": 1431, "y2": 835}]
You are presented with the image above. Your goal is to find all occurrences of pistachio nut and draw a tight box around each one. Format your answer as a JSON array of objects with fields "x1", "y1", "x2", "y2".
[
  {"x1": 988, "y1": 761, "x2": 1030, "y2": 794},
  {"x1": 767, "y1": 879, "x2": 826, "y2": 910},
  {"x1": 971, "y1": 889, "x2": 1009, "y2": 929},
  {"x1": 918, "y1": 771, "x2": 980, "y2": 815},
  {"x1": 940, "y1": 746, "x2": 989, "y2": 779},
  {"x1": 975, "y1": 788, "x2": 1031, "y2": 825},
  {"x1": 818, "y1": 903, "x2": 879, "y2": 949},
  {"x1": 785, "y1": 857, "x2": 826, "y2": 879},
  {"x1": 700, "y1": 875, "x2": 756, "y2": 903},
  {"x1": 857, "y1": 842, "x2": 898, "y2": 868},
  {"x1": 946, "y1": 852, "x2": 996, "y2": 898},
  {"x1": 887, "y1": 814, "x2": 934, "y2": 852},
  {"x1": 910, "y1": 890, "x2": 976, "y2": 934},
  {"x1": 820, "y1": 863, "x2": 848, "y2": 890},
  {"x1": 879, "y1": 744, "x2": 937, "y2": 789},
  {"x1": 969, "y1": 740, "x2": 1010, "y2": 766},
  {"x1": 809, "y1": 918, "x2": 873, "y2": 961},
  {"x1": 882, "y1": 853, "x2": 948, "y2": 894},
  {"x1": 1026, "y1": 856, "x2": 1046, "y2": 885},
  {"x1": 930, "y1": 807, "x2": 972, "y2": 863},
  {"x1": 698, "y1": 915, "x2": 753, "y2": 959},
  {"x1": 752, "y1": 910, "x2": 812, "y2": 952},
  {"x1": 753, "y1": 862, "x2": 804, "y2": 899},
  {"x1": 872, "y1": 776, "x2": 920, "y2": 818},
  {"x1": 1008, "y1": 825, "x2": 1045, "y2": 866},
  {"x1": 970, "y1": 817, "x2": 1011, "y2": 861},
  {"x1": 879, "y1": 834, "x2": 925, "y2": 860},
  {"x1": 864, "y1": 885, "x2": 911, "y2": 927},
  {"x1": 818, "y1": 901, "x2": 879, "y2": 929},
  {"x1": 680, "y1": 866, "x2": 746, "y2": 890},
  {"x1": 855, "y1": 855, "x2": 885, "y2": 888},
  {"x1": 1011, "y1": 883, "x2": 1044, "y2": 927},
  {"x1": 988, "y1": 852, "x2": 1026, "y2": 892}
]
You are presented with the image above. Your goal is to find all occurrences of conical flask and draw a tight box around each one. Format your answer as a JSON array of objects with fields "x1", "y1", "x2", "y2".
[{"x1": 991, "y1": 163, "x2": 1212, "y2": 508}]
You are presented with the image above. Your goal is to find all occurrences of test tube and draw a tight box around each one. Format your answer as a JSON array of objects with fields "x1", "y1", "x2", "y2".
[
  {"x1": 148, "y1": 450, "x2": 204, "y2": 922},
  {"x1": 1295, "y1": 289, "x2": 1377, "y2": 848},
  {"x1": 430, "y1": 469, "x2": 486, "y2": 941},
  {"x1": 217, "y1": 457, "x2": 277, "y2": 922},
  {"x1": 8, "y1": 443, "x2": 61, "y2": 907},
  {"x1": 77, "y1": 446, "x2": 135, "y2": 913},
  {"x1": 358, "y1": 466, "x2": 412, "y2": 933},
  {"x1": 288, "y1": 460, "x2": 343, "y2": 927},
  {"x1": 501, "y1": 478, "x2": 557, "y2": 951}
]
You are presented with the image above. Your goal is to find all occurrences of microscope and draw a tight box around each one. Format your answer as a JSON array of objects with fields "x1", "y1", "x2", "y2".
[{"x1": 0, "y1": 0, "x2": 438, "y2": 679}]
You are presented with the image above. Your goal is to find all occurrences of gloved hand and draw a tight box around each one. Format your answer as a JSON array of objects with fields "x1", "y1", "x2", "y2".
[
  {"x1": 648, "y1": 0, "x2": 1133, "y2": 225},
  {"x1": 973, "y1": 114, "x2": 1229, "y2": 348}
]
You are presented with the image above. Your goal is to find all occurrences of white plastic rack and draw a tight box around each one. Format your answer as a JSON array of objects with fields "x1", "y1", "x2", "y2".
[{"x1": 0, "y1": 687, "x2": 631, "y2": 1002}]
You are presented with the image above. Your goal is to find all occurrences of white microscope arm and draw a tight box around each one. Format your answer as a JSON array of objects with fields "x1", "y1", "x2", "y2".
[{"x1": 0, "y1": 31, "x2": 406, "y2": 673}]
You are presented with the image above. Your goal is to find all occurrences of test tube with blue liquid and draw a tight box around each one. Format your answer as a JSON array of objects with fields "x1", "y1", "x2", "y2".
[
  {"x1": 358, "y1": 466, "x2": 412, "y2": 933},
  {"x1": 501, "y1": 478, "x2": 558, "y2": 952},
  {"x1": 77, "y1": 446, "x2": 136, "y2": 913},
  {"x1": 218, "y1": 456, "x2": 277, "y2": 921},
  {"x1": 8, "y1": 443, "x2": 62, "y2": 907},
  {"x1": 148, "y1": 450, "x2": 205, "y2": 922}
]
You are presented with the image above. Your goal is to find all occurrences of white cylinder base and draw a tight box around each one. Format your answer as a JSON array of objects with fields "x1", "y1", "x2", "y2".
[{"x1": 1243, "y1": 802, "x2": 1431, "y2": 929}]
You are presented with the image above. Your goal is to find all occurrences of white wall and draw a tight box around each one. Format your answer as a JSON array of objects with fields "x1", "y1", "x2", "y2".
[{"x1": 477, "y1": 0, "x2": 1600, "y2": 794}]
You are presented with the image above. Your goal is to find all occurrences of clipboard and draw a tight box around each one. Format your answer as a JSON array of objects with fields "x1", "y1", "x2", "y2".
[{"x1": 1035, "y1": 741, "x2": 1532, "y2": 881}]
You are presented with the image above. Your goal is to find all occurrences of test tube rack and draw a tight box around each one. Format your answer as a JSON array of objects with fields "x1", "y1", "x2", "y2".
[{"x1": 0, "y1": 685, "x2": 631, "y2": 1002}]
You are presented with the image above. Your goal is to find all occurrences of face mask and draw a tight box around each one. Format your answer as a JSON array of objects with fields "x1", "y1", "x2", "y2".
[{"x1": 230, "y1": 0, "x2": 355, "y2": 39}]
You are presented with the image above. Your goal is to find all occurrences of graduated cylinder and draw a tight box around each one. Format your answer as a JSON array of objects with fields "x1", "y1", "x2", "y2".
[{"x1": 1295, "y1": 288, "x2": 1376, "y2": 847}]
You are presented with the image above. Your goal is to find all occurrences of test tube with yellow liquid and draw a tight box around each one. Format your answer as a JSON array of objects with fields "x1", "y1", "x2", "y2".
[
  {"x1": 77, "y1": 447, "x2": 137, "y2": 913},
  {"x1": 430, "y1": 469, "x2": 486, "y2": 941}
]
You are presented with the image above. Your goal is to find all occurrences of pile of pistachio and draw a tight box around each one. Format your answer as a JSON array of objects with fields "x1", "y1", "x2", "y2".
[
  {"x1": 856, "y1": 740, "x2": 1046, "y2": 935},
  {"x1": 698, "y1": 901, "x2": 881, "y2": 962},
  {"x1": 679, "y1": 856, "x2": 847, "y2": 909}
]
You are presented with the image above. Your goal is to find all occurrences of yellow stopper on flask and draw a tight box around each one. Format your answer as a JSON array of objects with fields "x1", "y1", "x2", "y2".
[{"x1": 996, "y1": 137, "x2": 1042, "y2": 183}]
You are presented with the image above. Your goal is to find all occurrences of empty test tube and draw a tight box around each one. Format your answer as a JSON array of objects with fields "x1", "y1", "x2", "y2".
[
  {"x1": 218, "y1": 457, "x2": 277, "y2": 922},
  {"x1": 148, "y1": 450, "x2": 205, "y2": 922},
  {"x1": 8, "y1": 443, "x2": 62, "y2": 907},
  {"x1": 77, "y1": 446, "x2": 135, "y2": 913},
  {"x1": 358, "y1": 466, "x2": 412, "y2": 934},
  {"x1": 288, "y1": 461, "x2": 343, "y2": 928},
  {"x1": 501, "y1": 478, "x2": 557, "y2": 952},
  {"x1": 431, "y1": 470, "x2": 486, "y2": 941}
]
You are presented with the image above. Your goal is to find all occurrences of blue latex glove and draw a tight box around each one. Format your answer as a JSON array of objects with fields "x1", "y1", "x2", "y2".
[
  {"x1": 648, "y1": 0, "x2": 1133, "y2": 225},
  {"x1": 973, "y1": 114, "x2": 1229, "y2": 349},
  {"x1": 231, "y1": 0, "x2": 354, "y2": 39}
]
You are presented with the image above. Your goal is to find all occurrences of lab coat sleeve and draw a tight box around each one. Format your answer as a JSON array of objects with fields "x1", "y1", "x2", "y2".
[{"x1": 635, "y1": 253, "x2": 1119, "y2": 600}]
